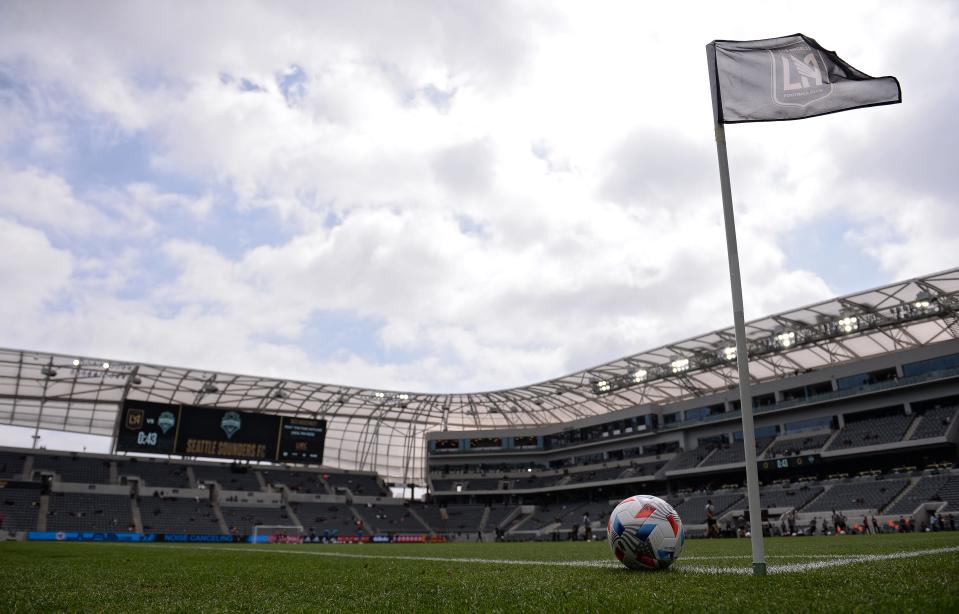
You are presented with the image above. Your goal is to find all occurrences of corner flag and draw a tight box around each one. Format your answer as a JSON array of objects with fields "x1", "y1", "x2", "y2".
[
  {"x1": 704, "y1": 34, "x2": 900, "y2": 576},
  {"x1": 707, "y1": 33, "x2": 901, "y2": 123}
]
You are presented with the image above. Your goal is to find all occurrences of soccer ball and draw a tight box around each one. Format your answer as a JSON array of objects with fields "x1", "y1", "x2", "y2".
[{"x1": 607, "y1": 494, "x2": 684, "y2": 570}]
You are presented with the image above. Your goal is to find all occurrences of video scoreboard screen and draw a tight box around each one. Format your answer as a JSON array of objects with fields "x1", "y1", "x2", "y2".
[{"x1": 116, "y1": 399, "x2": 325, "y2": 463}]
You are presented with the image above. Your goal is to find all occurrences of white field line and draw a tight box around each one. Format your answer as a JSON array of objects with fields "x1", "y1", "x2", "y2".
[{"x1": 125, "y1": 543, "x2": 959, "y2": 575}]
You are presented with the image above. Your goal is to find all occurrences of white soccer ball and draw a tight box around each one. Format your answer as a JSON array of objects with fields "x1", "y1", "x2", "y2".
[{"x1": 607, "y1": 494, "x2": 685, "y2": 570}]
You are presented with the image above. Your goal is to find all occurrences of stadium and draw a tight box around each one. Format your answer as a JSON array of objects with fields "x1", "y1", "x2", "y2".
[
  {"x1": 3, "y1": 4, "x2": 959, "y2": 612},
  {"x1": 1, "y1": 268, "x2": 958, "y2": 610}
]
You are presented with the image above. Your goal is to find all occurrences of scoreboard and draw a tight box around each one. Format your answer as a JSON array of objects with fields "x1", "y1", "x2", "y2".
[{"x1": 116, "y1": 399, "x2": 325, "y2": 463}]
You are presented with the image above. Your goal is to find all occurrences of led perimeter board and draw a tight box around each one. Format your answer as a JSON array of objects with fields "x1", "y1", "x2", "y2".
[{"x1": 115, "y1": 399, "x2": 325, "y2": 463}]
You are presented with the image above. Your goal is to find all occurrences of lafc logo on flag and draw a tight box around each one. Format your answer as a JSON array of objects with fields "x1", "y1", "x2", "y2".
[{"x1": 770, "y1": 42, "x2": 832, "y2": 107}]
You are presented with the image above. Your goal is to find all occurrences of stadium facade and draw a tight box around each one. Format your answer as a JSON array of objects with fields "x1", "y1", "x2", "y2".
[{"x1": 0, "y1": 268, "x2": 957, "y2": 540}]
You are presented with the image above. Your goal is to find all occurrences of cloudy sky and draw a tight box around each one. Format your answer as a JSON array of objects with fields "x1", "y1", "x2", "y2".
[{"x1": 1, "y1": 0, "x2": 957, "y2": 397}]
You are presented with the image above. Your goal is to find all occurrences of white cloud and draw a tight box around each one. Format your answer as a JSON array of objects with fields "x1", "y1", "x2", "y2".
[{"x1": 0, "y1": 0, "x2": 955, "y2": 396}]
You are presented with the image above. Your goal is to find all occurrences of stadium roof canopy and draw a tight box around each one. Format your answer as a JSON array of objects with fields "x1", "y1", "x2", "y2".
[{"x1": 2, "y1": 268, "x2": 958, "y2": 485}]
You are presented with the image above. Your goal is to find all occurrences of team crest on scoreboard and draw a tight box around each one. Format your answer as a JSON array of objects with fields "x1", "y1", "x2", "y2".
[
  {"x1": 125, "y1": 408, "x2": 144, "y2": 430},
  {"x1": 157, "y1": 411, "x2": 176, "y2": 434},
  {"x1": 220, "y1": 411, "x2": 242, "y2": 439},
  {"x1": 769, "y1": 41, "x2": 833, "y2": 107}
]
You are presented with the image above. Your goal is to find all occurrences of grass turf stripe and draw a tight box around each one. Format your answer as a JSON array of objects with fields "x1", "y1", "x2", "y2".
[{"x1": 120, "y1": 543, "x2": 959, "y2": 574}]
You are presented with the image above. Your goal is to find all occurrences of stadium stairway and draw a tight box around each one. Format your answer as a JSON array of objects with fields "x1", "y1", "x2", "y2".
[
  {"x1": 131, "y1": 496, "x2": 144, "y2": 533},
  {"x1": 405, "y1": 505, "x2": 432, "y2": 533},
  {"x1": 20, "y1": 455, "x2": 33, "y2": 482},
  {"x1": 351, "y1": 505, "x2": 373, "y2": 534},
  {"x1": 210, "y1": 495, "x2": 229, "y2": 534},
  {"x1": 882, "y1": 475, "x2": 922, "y2": 514},
  {"x1": 478, "y1": 506, "x2": 491, "y2": 531},
  {"x1": 36, "y1": 493, "x2": 49, "y2": 531},
  {"x1": 186, "y1": 466, "x2": 198, "y2": 489},
  {"x1": 496, "y1": 506, "x2": 524, "y2": 531},
  {"x1": 283, "y1": 501, "x2": 304, "y2": 529},
  {"x1": 797, "y1": 483, "x2": 831, "y2": 512},
  {"x1": 902, "y1": 415, "x2": 922, "y2": 441}
]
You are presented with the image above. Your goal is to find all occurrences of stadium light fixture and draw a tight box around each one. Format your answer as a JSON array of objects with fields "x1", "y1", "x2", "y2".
[
  {"x1": 723, "y1": 346, "x2": 737, "y2": 361},
  {"x1": 632, "y1": 369, "x2": 647, "y2": 383},
  {"x1": 914, "y1": 290, "x2": 933, "y2": 310},
  {"x1": 374, "y1": 392, "x2": 386, "y2": 398},
  {"x1": 837, "y1": 316, "x2": 858, "y2": 333},
  {"x1": 102, "y1": 362, "x2": 110, "y2": 370},
  {"x1": 41, "y1": 366, "x2": 57, "y2": 378},
  {"x1": 72, "y1": 359, "x2": 80, "y2": 367},
  {"x1": 776, "y1": 331, "x2": 796, "y2": 348},
  {"x1": 670, "y1": 358, "x2": 690, "y2": 373},
  {"x1": 596, "y1": 380, "x2": 611, "y2": 393}
]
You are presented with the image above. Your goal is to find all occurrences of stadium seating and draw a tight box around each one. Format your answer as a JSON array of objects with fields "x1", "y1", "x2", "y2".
[
  {"x1": 663, "y1": 449, "x2": 711, "y2": 471},
  {"x1": 621, "y1": 460, "x2": 666, "y2": 478},
  {"x1": 674, "y1": 492, "x2": 743, "y2": 524},
  {"x1": 32, "y1": 454, "x2": 111, "y2": 484},
  {"x1": 566, "y1": 466, "x2": 628, "y2": 484},
  {"x1": 463, "y1": 477, "x2": 502, "y2": 490},
  {"x1": 507, "y1": 473, "x2": 567, "y2": 489},
  {"x1": 886, "y1": 475, "x2": 952, "y2": 514},
  {"x1": 802, "y1": 478, "x2": 909, "y2": 513},
  {"x1": 139, "y1": 496, "x2": 222, "y2": 534},
  {"x1": 0, "y1": 486, "x2": 41, "y2": 532},
  {"x1": 117, "y1": 460, "x2": 191, "y2": 488},
  {"x1": 826, "y1": 414, "x2": 913, "y2": 451},
  {"x1": 699, "y1": 437, "x2": 775, "y2": 467},
  {"x1": 324, "y1": 472, "x2": 388, "y2": 496},
  {"x1": 764, "y1": 433, "x2": 833, "y2": 458},
  {"x1": 484, "y1": 505, "x2": 518, "y2": 530},
  {"x1": 910, "y1": 406, "x2": 957, "y2": 440},
  {"x1": 220, "y1": 505, "x2": 293, "y2": 533},
  {"x1": 423, "y1": 504, "x2": 489, "y2": 533},
  {"x1": 0, "y1": 451, "x2": 27, "y2": 480},
  {"x1": 46, "y1": 493, "x2": 133, "y2": 532},
  {"x1": 360, "y1": 504, "x2": 429, "y2": 533},
  {"x1": 259, "y1": 469, "x2": 327, "y2": 494},
  {"x1": 288, "y1": 501, "x2": 359, "y2": 535},
  {"x1": 192, "y1": 464, "x2": 262, "y2": 491},
  {"x1": 756, "y1": 484, "x2": 824, "y2": 509},
  {"x1": 429, "y1": 479, "x2": 460, "y2": 491}
]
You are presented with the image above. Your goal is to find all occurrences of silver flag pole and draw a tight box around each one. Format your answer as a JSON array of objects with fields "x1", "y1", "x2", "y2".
[{"x1": 707, "y1": 43, "x2": 767, "y2": 577}]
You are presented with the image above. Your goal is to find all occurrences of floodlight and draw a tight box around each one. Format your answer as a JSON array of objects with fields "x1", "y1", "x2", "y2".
[
  {"x1": 837, "y1": 316, "x2": 858, "y2": 333},
  {"x1": 914, "y1": 290, "x2": 933, "y2": 309},
  {"x1": 596, "y1": 380, "x2": 611, "y2": 392},
  {"x1": 776, "y1": 331, "x2": 796, "y2": 348},
  {"x1": 102, "y1": 362, "x2": 110, "y2": 369},
  {"x1": 632, "y1": 369, "x2": 647, "y2": 383},
  {"x1": 72, "y1": 359, "x2": 80, "y2": 367},
  {"x1": 670, "y1": 358, "x2": 690, "y2": 373},
  {"x1": 723, "y1": 346, "x2": 737, "y2": 361},
  {"x1": 398, "y1": 394, "x2": 409, "y2": 400},
  {"x1": 374, "y1": 392, "x2": 385, "y2": 398},
  {"x1": 41, "y1": 366, "x2": 57, "y2": 378}
]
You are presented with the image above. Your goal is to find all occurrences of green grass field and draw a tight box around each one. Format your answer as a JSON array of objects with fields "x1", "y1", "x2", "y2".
[{"x1": 2, "y1": 533, "x2": 958, "y2": 612}]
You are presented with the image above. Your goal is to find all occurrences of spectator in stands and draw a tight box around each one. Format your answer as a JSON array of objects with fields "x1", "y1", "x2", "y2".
[{"x1": 705, "y1": 500, "x2": 718, "y2": 538}]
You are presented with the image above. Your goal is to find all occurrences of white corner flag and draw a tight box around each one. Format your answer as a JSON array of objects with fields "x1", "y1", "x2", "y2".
[{"x1": 704, "y1": 33, "x2": 900, "y2": 577}]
